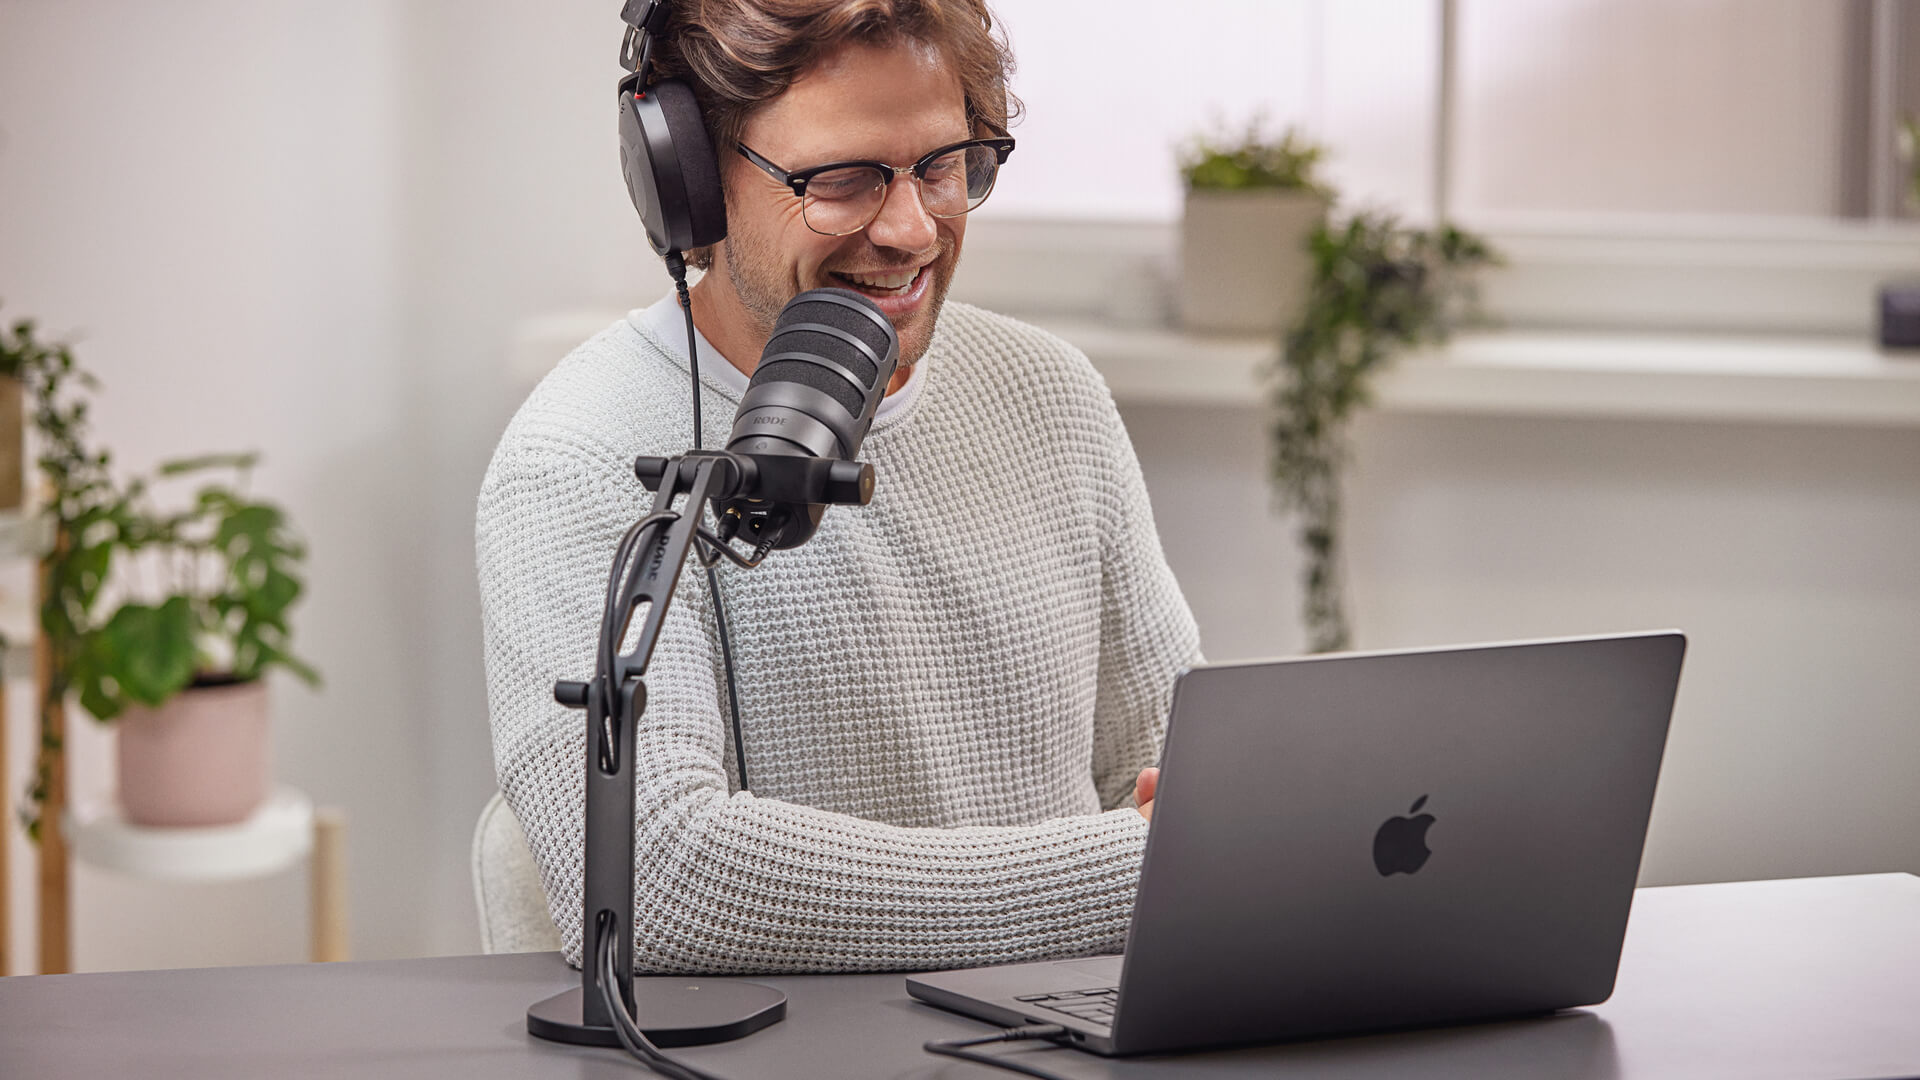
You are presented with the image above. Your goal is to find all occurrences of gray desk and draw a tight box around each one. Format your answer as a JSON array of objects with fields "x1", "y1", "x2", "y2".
[{"x1": 3, "y1": 874, "x2": 1917, "y2": 1079}]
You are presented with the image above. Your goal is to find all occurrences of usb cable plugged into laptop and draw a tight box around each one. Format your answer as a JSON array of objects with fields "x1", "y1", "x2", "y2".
[{"x1": 923, "y1": 1024, "x2": 1075, "y2": 1080}]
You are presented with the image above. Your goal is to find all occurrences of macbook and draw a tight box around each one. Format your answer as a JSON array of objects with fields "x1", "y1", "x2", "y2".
[{"x1": 907, "y1": 631, "x2": 1687, "y2": 1056}]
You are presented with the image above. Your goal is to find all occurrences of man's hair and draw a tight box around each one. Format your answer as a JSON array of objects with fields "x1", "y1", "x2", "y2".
[{"x1": 650, "y1": 0, "x2": 1021, "y2": 270}]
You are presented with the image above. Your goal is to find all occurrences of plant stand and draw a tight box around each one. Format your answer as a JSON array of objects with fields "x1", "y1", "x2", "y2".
[
  {"x1": 63, "y1": 786, "x2": 351, "y2": 964},
  {"x1": 1, "y1": 611, "x2": 8, "y2": 977},
  {"x1": 0, "y1": 507, "x2": 56, "y2": 976}
]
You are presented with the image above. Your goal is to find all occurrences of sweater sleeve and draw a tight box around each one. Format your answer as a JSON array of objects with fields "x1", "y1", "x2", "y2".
[
  {"x1": 1085, "y1": 391, "x2": 1206, "y2": 812},
  {"x1": 478, "y1": 430, "x2": 1156, "y2": 975}
]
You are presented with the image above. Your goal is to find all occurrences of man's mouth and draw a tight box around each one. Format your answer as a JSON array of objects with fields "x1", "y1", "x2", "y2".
[{"x1": 831, "y1": 265, "x2": 926, "y2": 296}]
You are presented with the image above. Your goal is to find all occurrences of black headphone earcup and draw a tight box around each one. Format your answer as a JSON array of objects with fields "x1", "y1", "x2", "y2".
[
  {"x1": 651, "y1": 80, "x2": 727, "y2": 248},
  {"x1": 619, "y1": 76, "x2": 728, "y2": 256}
]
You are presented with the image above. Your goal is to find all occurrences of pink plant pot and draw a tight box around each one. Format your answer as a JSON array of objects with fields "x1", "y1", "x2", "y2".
[{"x1": 115, "y1": 680, "x2": 271, "y2": 827}]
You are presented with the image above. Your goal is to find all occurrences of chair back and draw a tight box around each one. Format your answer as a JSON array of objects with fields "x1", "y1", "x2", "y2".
[{"x1": 471, "y1": 792, "x2": 562, "y2": 954}]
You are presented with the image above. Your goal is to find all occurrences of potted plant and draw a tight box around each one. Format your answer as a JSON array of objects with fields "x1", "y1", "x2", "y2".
[
  {"x1": 4, "y1": 310, "x2": 318, "y2": 831},
  {"x1": 1268, "y1": 212, "x2": 1497, "y2": 652},
  {"x1": 1178, "y1": 120, "x2": 1333, "y2": 335},
  {"x1": 72, "y1": 454, "x2": 319, "y2": 826}
]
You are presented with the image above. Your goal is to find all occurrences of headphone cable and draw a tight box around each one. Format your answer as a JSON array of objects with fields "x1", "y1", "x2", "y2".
[{"x1": 662, "y1": 249, "x2": 752, "y2": 792}]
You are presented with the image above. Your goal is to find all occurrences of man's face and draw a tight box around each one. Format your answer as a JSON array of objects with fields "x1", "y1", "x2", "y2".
[{"x1": 708, "y1": 40, "x2": 971, "y2": 370}]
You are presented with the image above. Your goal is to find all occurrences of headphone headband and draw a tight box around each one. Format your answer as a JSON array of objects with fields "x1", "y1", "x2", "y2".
[{"x1": 619, "y1": 0, "x2": 668, "y2": 76}]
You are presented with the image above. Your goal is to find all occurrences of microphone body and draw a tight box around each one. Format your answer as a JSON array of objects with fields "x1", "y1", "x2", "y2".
[{"x1": 720, "y1": 288, "x2": 899, "y2": 549}]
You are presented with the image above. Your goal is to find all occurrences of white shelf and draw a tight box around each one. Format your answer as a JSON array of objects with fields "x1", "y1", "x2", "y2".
[
  {"x1": 65, "y1": 786, "x2": 315, "y2": 882},
  {"x1": 0, "y1": 508, "x2": 51, "y2": 560},
  {"x1": 1031, "y1": 317, "x2": 1920, "y2": 427},
  {"x1": 0, "y1": 509, "x2": 44, "y2": 680},
  {"x1": 509, "y1": 308, "x2": 1920, "y2": 427}
]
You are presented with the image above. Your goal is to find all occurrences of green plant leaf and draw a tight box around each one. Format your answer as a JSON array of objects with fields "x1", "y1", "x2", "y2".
[
  {"x1": 252, "y1": 639, "x2": 322, "y2": 688},
  {"x1": 76, "y1": 671, "x2": 125, "y2": 723},
  {"x1": 94, "y1": 597, "x2": 198, "y2": 707},
  {"x1": 213, "y1": 502, "x2": 284, "y2": 557},
  {"x1": 159, "y1": 452, "x2": 258, "y2": 476}
]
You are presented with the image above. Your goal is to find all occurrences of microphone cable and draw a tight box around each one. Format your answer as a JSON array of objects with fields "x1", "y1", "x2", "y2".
[
  {"x1": 599, "y1": 910, "x2": 1078, "y2": 1080},
  {"x1": 596, "y1": 925, "x2": 734, "y2": 1080},
  {"x1": 922, "y1": 1024, "x2": 1076, "y2": 1080}
]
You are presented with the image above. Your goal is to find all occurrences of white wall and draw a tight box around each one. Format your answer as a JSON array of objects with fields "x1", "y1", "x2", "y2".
[
  {"x1": 1126, "y1": 403, "x2": 1920, "y2": 886},
  {"x1": 392, "y1": 0, "x2": 678, "y2": 957}
]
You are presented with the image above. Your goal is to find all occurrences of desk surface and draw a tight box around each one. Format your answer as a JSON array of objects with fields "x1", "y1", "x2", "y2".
[{"x1": 3, "y1": 873, "x2": 1917, "y2": 1079}]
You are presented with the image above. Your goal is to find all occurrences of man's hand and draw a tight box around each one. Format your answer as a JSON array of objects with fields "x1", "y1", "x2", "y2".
[{"x1": 1135, "y1": 766, "x2": 1160, "y2": 821}]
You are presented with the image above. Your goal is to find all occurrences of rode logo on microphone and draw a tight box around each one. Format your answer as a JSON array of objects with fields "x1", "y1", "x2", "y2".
[{"x1": 753, "y1": 416, "x2": 788, "y2": 426}]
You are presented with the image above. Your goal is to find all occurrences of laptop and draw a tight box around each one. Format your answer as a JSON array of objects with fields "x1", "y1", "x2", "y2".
[{"x1": 906, "y1": 631, "x2": 1686, "y2": 1056}]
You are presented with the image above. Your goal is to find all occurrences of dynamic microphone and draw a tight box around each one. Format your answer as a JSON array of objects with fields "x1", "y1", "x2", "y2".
[{"x1": 718, "y1": 288, "x2": 899, "y2": 549}]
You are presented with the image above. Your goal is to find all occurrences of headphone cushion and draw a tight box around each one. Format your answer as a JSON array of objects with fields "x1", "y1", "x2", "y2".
[{"x1": 650, "y1": 79, "x2": 727, "y2": 249}]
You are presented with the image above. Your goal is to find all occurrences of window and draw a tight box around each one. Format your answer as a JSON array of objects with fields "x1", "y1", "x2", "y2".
[
  {"x1": 979, "y1": 0, "x2": 1920, "y2": 226},
  {"x1": 978, "y1": 0, "x2": 1436, "y2": 221}
]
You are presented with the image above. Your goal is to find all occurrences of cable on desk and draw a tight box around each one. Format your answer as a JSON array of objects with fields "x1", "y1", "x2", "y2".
[
  {"x1": 596, "y1": 930, "x2": 734, "y2": 1080},
  {"x1": 923, "y1": 1024, "x2": 1075, "y2": 1080}
]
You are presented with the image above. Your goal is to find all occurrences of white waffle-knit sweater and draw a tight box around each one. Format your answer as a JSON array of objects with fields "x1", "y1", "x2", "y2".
[{"x1": 477, "y1": 298, "x2": 1202, "y2": 974}]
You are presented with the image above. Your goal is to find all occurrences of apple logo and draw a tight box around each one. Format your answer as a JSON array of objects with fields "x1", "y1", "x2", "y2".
[{"x1": 1373, "y1": 795, "x2": 1435, "y2": 876}]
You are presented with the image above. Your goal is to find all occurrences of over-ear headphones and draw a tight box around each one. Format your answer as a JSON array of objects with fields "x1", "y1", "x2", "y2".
[{"x1": 617, "y1": 0, "x2": 728, "y2": 257}]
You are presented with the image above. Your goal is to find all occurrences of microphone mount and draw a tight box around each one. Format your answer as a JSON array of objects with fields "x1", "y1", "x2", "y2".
[
  {"x1": 528, "y1": 447, "x2": 875, "y2": 1050},
  {"x1": 634, "y1": 448, "x2": 875, "y2": 552}
]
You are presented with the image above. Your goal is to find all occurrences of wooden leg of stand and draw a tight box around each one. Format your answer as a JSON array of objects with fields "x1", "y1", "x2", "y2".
[
  {"x1": 35, "y1": 691, "x2": 68, "y2": 975},
  {"x1": 0, "y1": 657, "x2": 9, "y2": 978},
  {"x1": 310, "y1": 808, "x2": 348, "y2": 962},
  {"x1": 35, "y1": 520, "x2": 72, "y2": 976}
]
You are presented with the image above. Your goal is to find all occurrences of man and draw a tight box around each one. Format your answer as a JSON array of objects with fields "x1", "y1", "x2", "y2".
[{"x1": 477, "y1": 0, "x2": 1199, "y2": 974}]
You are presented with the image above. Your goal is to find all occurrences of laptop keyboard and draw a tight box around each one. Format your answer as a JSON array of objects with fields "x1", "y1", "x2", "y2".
[{"x1": 1016, "y1": 986, "x2": 1118, "y2": 1029}]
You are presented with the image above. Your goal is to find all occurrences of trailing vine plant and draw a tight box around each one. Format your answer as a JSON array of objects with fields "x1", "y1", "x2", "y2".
[
  {"x1": 1, "y1": 310, "x2": 101, "y2": 839},
  {"x1": 1266, "y1": 214, "x2": 1497, "y2": 652},
  {"x1": 1, "y1": 306, "x2": 319, "y2": 839}
]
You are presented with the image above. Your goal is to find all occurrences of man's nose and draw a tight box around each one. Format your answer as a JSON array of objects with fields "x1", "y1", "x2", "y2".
[{"x1": 864, "y1": 174, "x2": 938, "y2": 253}]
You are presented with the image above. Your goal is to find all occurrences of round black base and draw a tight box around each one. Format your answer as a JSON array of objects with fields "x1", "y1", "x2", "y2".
[{"x1": 527, "y1": 982, "x2": 787, "y2": 1048}]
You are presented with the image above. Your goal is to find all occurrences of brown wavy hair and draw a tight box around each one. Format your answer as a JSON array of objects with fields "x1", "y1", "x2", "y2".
[{"x1": 649, "y1": 0, "x2": 1021, "y2": 269}]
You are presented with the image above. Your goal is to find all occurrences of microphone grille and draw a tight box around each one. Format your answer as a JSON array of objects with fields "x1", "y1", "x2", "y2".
[
  {"x1": 771, "y1": 329, "x2": 878, "y2": 386},
  {"x1": 751, "y1": 358, "x2": 865, "y2": 418},
  {"x1": 769, "y1": 288, "x2": 898, "y2": 388}
]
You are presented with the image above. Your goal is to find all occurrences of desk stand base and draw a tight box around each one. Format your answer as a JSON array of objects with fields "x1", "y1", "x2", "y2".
[{"x1": 527, "y1": 983, "x2": 787, "y2": 1048}]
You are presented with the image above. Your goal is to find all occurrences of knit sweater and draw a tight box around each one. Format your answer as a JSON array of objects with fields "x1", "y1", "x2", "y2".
[{"x1": 476, "y1": 296, "x2": 1202, "y2": 974}]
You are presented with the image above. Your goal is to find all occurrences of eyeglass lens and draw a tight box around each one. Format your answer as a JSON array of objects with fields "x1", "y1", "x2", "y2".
[{"x1": 800, "y1": 144, "x2": 1001, "y2": 236}]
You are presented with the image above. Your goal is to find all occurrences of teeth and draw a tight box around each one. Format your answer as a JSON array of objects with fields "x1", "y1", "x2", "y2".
[{"x1": 838, "y1": 267, "x2": 919, "y2": 291}]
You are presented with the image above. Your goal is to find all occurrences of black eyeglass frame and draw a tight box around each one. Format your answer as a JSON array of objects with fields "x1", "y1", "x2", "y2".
[{"x1": 735, "y1": 136, "x2": 1016, "y2": 218}]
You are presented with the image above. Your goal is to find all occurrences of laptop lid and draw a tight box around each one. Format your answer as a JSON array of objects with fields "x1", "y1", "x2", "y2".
[{"x1": 1103, "y1": 631, "x2": 1685, "y2": 1054}]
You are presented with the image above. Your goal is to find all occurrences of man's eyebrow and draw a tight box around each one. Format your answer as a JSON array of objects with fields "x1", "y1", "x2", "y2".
[{"x1": 797, "y1": 135, "x2": 977, "y2": 168}]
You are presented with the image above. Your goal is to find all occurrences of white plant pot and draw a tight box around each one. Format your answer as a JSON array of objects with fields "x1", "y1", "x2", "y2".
[
  {"x1": 1179, "y1": 189, "x2": 1328, "y2": 335},
  {"x1": 116, "y1": 680, "x2": 271, "y2": 827}
]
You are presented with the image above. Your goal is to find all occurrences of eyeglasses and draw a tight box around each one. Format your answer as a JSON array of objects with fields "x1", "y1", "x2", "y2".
[{"x1": 736, "y1": 136, "x2": 1016, "y2": 237}]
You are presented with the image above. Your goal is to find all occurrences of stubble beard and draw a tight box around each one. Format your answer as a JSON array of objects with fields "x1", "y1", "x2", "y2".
[{"x1": 721, "y1": 225, "x2": 956, "y2": 373}]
